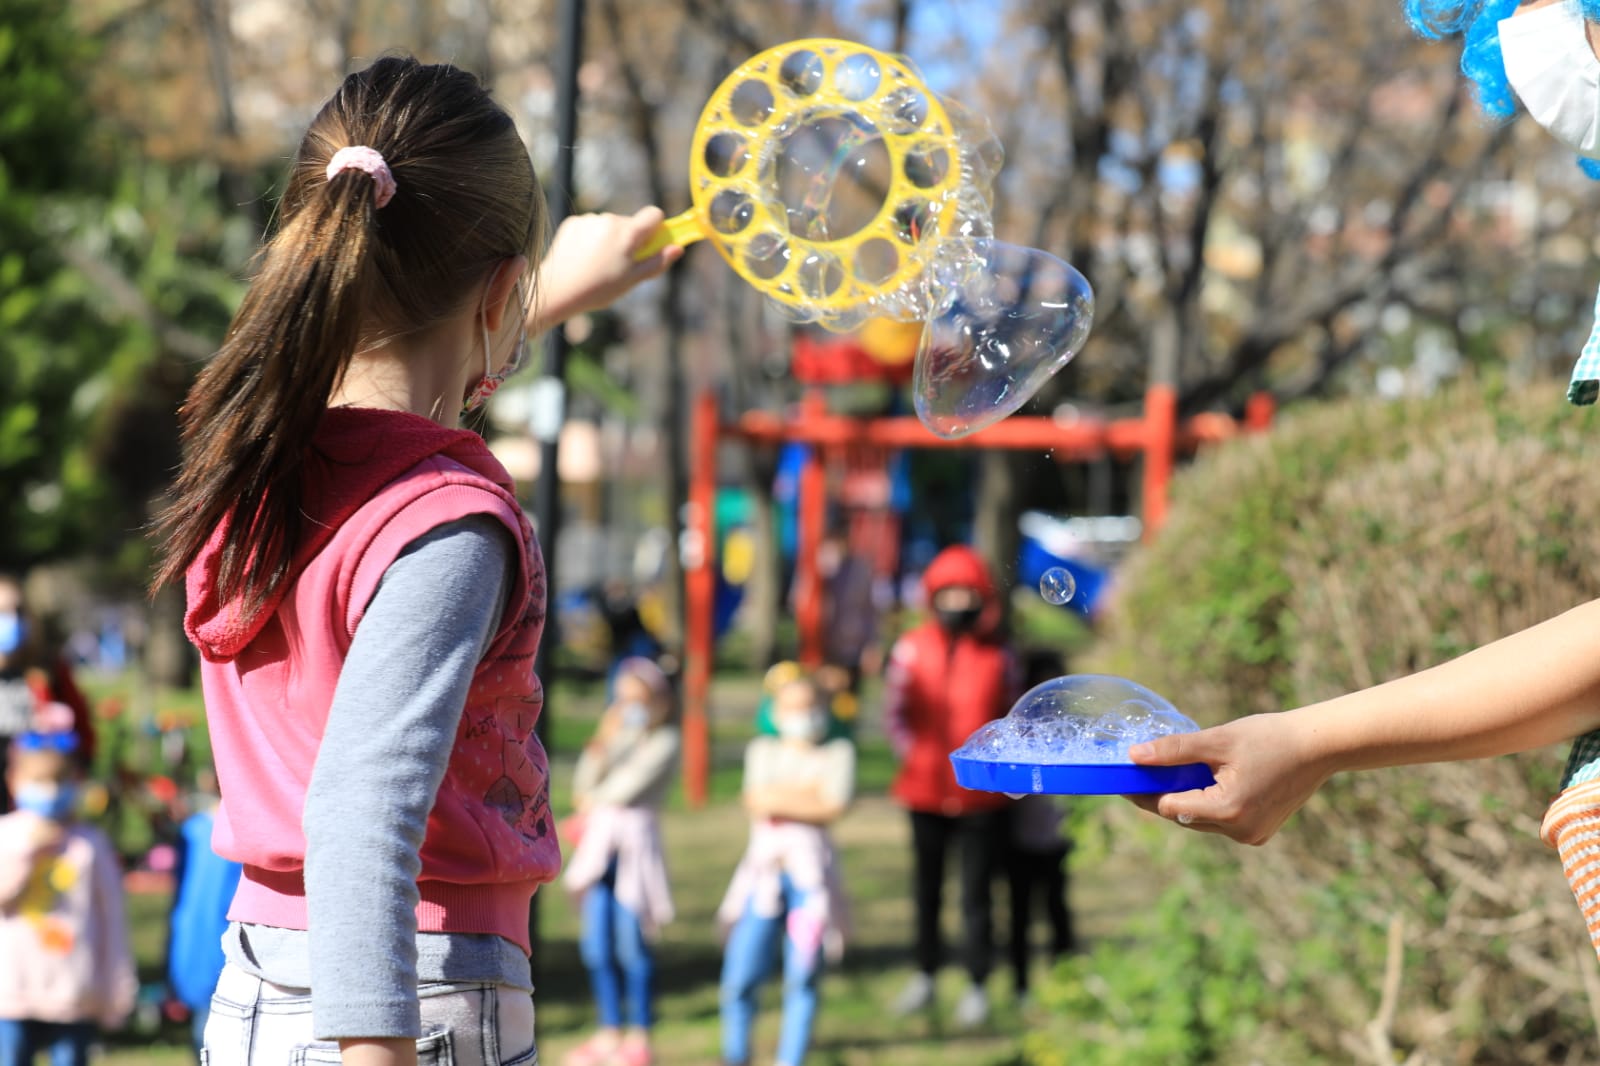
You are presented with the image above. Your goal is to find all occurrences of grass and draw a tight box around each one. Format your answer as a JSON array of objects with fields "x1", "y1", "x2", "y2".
[{"x1": 87, "y1": 670, "x2": 1146, "y2": 1065}]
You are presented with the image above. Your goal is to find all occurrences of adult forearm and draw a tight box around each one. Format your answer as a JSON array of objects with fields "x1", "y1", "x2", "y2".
[{"x1": 1306, "y1": 598, "x2": 1600, "y2": 774}]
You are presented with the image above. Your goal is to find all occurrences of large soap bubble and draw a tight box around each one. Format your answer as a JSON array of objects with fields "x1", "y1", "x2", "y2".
[
  {"x1": 950, "y1": 674, "x2": 1215, "y2": 795},
  {"x1": 914, "y1": 242, "x2": 1095, "y2": 439}
]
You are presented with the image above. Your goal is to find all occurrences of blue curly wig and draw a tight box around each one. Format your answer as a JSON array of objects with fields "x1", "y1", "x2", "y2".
[{"x1": 1405, "y1": 0, "x2": 1600, "y2": 177}]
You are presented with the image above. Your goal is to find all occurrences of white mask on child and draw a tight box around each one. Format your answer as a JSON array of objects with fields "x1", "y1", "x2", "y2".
[
  {"x1": 620, "y1": 702, "x2": 652, "y2": 731},
  {"x1": 1500, "y1": 2, "x2": 1600, "y2": 159},
  {"x1": 778, "y1": 709, "x2": 829, "y2": 744}
]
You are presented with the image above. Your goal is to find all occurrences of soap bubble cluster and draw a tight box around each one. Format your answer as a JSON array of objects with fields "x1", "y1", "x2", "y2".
[
  {"x1": 700, "y1": 49, "x2": 1002, "y2": 335},
  {"x1": 690, "y1": 40, "x2": 1095, "y2": 440},
  {"x1": 954, "y1": 675, "x2": 1199, "y2": 765}
]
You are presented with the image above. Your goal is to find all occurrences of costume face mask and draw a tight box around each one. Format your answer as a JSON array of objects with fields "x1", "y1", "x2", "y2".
[{"x1": 1500, "y1": 1, "x2": 1600, "y2": 159}]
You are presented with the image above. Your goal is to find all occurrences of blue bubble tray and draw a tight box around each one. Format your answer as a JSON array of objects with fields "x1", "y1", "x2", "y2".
[{"x1": 950, "y1": 754, "x2": 1215, "y2": 795}]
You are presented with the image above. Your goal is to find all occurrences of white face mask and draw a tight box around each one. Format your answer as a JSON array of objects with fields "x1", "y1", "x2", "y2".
[
  {"x1": 1500, "y1": 1, "x2": 1600, "y2": 159},
  {"x1": 777, "y1": 708, "x2": 829, "y2": 744},
  {"x1": 619, "y1": 701, "x2": 652, "y2": 731}
]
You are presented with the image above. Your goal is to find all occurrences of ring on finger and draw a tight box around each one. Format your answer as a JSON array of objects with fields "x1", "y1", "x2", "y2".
[{"x1": 1176, "y1": 812, "x2": 1194, "y2": 826}]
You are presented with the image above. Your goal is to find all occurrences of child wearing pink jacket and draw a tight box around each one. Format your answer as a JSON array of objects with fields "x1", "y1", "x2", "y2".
[{"x1": 0, "y1": 726, "x2": 135, "y2": 1066}]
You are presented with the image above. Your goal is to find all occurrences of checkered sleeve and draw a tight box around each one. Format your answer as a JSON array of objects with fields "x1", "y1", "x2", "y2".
[{"x1": 1566, "y1": 283, "x2": 1600, "y2": 405}]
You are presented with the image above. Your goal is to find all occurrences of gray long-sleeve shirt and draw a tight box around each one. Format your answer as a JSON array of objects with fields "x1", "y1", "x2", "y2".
[{"x1": 221, "y1": 515, "x2": 532, "y2": 1038}]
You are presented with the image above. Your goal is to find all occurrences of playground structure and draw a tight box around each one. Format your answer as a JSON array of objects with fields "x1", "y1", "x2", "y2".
[{"x1": 678, "y1": 382, "x2": 1276, "y2": 806}]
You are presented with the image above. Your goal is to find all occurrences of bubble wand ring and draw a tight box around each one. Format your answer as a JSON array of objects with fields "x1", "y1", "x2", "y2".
[{"x1": 637, "y1": 39, "x2": 965, "y2": 317}]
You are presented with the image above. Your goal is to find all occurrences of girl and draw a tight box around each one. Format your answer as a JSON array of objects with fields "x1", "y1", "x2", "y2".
[
  {"x1": 151, "y1": 56, "x2": 680, "y2": 1066},
  {"x1": 1132, "y1": 0, "x2": 1600, "y2": 965},
  {"x1": 0, "y1": 719, "x2": 136, "y2": 1066},
  {"x1": 718, "y1": 675, "x2": 854, "y2": 1066},
  {"x1": 562, "y1": 658, "x2": 679, "y2": 1066}
]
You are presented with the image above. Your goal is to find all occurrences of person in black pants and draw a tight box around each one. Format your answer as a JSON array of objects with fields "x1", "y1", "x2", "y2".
[
  {"x1": 1006, "y1": 795, "x2": 1075, "y2": 1003},
  {"x1": 883, "y1": 547, "x2": 1018, "y2": 1029},
  {"x1": 1005, "y1": 650, "x2": 1076, "y2": 1001},
  {"x1": 907, "y1": 808, "x2": 1008, "y2": 1007}
]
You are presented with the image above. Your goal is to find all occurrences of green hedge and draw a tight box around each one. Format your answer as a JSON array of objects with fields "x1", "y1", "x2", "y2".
[{"x1": 1032, "y1": 379, "x2": 1600, "y2": 1064}]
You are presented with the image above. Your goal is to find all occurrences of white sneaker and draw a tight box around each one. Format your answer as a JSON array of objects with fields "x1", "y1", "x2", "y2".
[
  {"x1": 891, "y1": 972, "x2": 936, "y2": 1015},
  {"x1": 953, "y1": 983, "x2": 990, "y2": 1030}
]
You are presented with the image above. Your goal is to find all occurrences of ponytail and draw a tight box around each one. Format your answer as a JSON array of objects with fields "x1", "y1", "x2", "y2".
[{"x1": 152, "y1": 57, "x2": 541, "y2": 619}]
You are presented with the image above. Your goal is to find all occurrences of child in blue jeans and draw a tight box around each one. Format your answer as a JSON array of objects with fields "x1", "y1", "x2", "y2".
[
  {"x1": 563, "y1": 659, "x2": 679, "y2": 1066},
  {"x1": 718, "y1": 676, "x2": 854, "y2": 1066}
]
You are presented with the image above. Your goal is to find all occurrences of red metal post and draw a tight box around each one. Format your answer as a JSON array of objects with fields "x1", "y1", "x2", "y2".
[
  {"x1": 1142, "y1": 384, "x2": 1178, "y2": 540},
  {"x1": 683, "y1": 391, "x2": 719, "y2": 808},
  {"x1": 1244, "y1": 391, "x2": 1276, "y2": 432},
  {"x1": 795, "y1": 390, "x2": 828, "y2": 668}
]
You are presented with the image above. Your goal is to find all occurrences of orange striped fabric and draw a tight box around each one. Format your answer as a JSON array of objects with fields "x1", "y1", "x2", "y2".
[{"x1": 1541, "y1": 780, "x2": 1600, "y2": 960}]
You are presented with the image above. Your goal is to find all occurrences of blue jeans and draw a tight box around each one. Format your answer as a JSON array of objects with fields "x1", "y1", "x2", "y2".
[
  {"x1": 578, "y1": 858, "x2": 655, "y2": 1029},
  {"x1": 0, "y1": 1019, "x2": 95, "y2": 1066},
  {"x1": 719, "y1": 874, "x2": 823, "y2": 1066}
]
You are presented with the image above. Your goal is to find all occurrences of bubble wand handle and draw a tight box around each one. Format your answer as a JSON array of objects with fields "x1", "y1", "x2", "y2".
[{"x1": 635, "y1": 210, "x2": 706, "y2": 260}]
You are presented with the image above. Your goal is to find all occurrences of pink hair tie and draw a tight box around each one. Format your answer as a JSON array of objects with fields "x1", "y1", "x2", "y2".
[{"x1": 325, "y1": 145, "x2": 397, "y2": 209}]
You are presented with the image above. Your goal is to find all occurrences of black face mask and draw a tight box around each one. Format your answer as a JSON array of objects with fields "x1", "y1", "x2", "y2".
[{"x1": 935, "y1": 606, "x2": 983, "y2": 634}]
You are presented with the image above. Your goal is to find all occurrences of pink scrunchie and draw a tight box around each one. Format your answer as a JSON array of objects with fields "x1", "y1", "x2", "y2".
[{"x1": 325, "y1": 145, "x2": 396, "y2": 209}]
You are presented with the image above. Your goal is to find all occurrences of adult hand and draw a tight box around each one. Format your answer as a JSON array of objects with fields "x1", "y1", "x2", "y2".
[
  {"x1": 531, "y1": 207, "x2": 684, "y2": 330},
  {"x1": 1125, "y1": 712, "x2": 1336, "y2": 846}
]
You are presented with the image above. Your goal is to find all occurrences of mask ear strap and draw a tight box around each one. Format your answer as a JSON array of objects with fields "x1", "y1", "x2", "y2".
[{"x1": 479, "y1": 288, "x2": 495, "y2": 380}]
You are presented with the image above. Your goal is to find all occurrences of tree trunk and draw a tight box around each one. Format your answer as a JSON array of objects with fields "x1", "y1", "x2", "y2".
[
  {"x1": 972, "y1": 449, "x2": 1021, "y2": 607},
  {"x1": 658, "y1": 266, "x2": 688, "y2": 650},
  {"x1": 741, "y1": 445, "x2": 782, "y2": 669}
]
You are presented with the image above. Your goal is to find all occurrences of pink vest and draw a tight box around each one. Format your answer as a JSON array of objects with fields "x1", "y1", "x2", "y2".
[{"x1": 197, "y1": 442, "x2": 557, "y2": 954}]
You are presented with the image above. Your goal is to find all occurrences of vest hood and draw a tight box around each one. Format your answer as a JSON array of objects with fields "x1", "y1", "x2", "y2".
[{"x1": 184, "y1": 408, "x2": 502, "y2": 663}]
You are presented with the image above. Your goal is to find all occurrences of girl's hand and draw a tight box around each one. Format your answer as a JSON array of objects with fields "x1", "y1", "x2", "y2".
[
  {"x1": 531, "y1": 207, "x2": 684, "y2": 330},
  {"x1": 1125, "y1": 712, "x2": 1336, "y2": 846}
]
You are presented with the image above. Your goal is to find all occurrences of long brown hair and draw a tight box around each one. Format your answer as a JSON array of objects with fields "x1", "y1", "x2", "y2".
[{"x1": 152, "y1": 57, "x2": 545, "y2": 620}]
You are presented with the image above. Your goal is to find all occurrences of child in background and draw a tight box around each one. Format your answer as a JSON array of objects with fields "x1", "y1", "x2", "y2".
[
  {"x1": 884, "y1": 545, "x2": 1019, "y2": 1028},
  {"x1": 0, "y1": 721, "x2": 136, "y2": 1066},
  {"x1": 0, "y1": 576, "x2": 95, "y2": 813},
  {"x1": 562, "y1": 659, "x2": 680, "y2": 1066},
  {"x1": 718, "y1": 676, "x2": 854, "y2": 1066},
  {"x1": 1005, "y1": 652, "x2": 1076, "y2": 1005},
  {"x1": 166, "y1": 767, "x2": 243, "y2": 1060}
]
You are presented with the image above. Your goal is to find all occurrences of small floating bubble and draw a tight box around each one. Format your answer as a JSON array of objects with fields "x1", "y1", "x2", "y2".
[{"x1": 1040, "y1": 567, "x2": 1076, "y2": 605}]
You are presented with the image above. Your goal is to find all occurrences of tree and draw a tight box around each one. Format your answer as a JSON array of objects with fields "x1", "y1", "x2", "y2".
[{"x1": 0, "y1": 1, "x2": 239, "y2": 581}]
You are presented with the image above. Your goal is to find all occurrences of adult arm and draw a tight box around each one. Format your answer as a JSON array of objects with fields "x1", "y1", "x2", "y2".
[
  {"x1": 1130, "y1": 597, "x2": 1600, "y2": 845},
  {"x1": 301, "y1": 515, "x2": 514, "y2": 1055}
]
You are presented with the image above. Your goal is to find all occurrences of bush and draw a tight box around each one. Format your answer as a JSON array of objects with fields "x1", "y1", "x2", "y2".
[{"x1": 1034, "y1": 379, "x2": 1600, "y2": 1064}]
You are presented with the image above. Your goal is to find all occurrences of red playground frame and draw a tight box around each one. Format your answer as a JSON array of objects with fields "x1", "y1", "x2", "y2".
[{"x1": 678, "y1": 385, "x2": 1275, "y2": 805}]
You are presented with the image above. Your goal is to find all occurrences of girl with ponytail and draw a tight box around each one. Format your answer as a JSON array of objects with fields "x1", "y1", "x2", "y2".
[{"x1": 151, "y1": 56, "x2": 680, "y2": 1066}]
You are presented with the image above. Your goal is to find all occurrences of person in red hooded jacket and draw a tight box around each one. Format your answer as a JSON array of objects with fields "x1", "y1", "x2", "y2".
[{"x1": 882, "y1": 545, "x2": 1019, "y2": 1029}]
